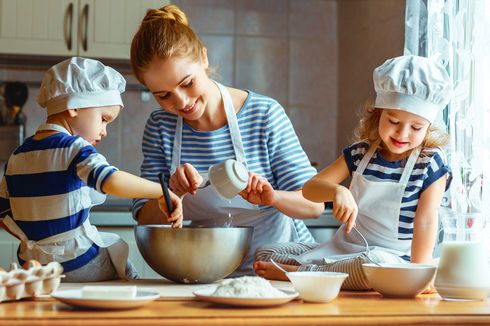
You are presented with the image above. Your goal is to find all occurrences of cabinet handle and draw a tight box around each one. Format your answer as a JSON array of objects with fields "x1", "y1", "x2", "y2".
[
  {"x1": 80, "y1": 4, "x2": 89, "y2": 52},
  {"x1": 63, "y1": 3, "x2": 73, "y2": 51}
]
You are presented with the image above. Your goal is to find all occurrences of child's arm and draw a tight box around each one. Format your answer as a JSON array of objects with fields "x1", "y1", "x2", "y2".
[
  {"x1": 102, "y1": 171, "x2": 183, "y2": 227},
  {"x1": 303, "y1": 155, "x2": 357, "y2": 232},
  {"x1": 411, "y1": 175, "x2": 447, "y2": 263}
]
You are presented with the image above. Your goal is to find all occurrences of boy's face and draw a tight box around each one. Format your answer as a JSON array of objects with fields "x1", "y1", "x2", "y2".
[
  {"x1": 378, "y1": 108, "x2": 430, "y2": 161},
  {"x1": 69, "y1": 105, "x2": 121, "y2": 146}
]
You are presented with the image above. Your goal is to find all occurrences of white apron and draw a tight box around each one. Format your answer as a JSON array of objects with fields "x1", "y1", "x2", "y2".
[
  {"x1": 170, "y1": 82, "x2": 299, "y2": 276},
  {"x1": 2, "y1": 123, "x2": 129, "y2": 279},
  {"x1": 297, "y1": 141, "x2": 421, "y2": 265}
]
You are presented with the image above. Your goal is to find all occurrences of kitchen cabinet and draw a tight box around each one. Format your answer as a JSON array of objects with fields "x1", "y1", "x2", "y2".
[{"x1": 0, "y1": 0, "x2": 167, "y2": 59}]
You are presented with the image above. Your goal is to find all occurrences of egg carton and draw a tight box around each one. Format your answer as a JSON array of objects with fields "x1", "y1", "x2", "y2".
[{"x1": 0, "y1": 261, "x2": 64, "y2": 303}]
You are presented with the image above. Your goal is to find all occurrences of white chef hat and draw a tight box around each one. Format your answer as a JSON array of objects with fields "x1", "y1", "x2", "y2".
[
  {"x1": 373, "y1": 55, "x2": 452, "y2": 123},
  {"x1": 37, "y1": 57, "x2": 126, "y2": 116}
]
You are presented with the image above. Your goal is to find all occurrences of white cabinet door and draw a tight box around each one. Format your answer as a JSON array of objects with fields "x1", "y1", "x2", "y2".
[
  {"x1": 0, "y1": 0, "x2": 78, "y2": 56},
  {"x1": 79, "y1": 0, "x2": 166, "y2": 59},
  {"x1": 0, "y1": 0, "x2": 167, "y2": 59}
]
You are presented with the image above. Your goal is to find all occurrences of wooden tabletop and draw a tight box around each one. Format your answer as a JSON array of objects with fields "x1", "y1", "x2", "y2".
[{"x1": 1, "y1": 291, "x2": 490, "y2": 326}]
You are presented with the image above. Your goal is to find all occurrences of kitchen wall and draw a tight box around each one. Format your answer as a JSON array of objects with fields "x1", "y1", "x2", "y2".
[{"x1": 0, "y1": 0, "x2": 404, "y2": 201}]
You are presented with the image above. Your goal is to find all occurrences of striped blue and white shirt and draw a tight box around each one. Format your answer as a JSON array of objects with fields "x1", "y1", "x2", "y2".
[
  {"x1": 0, "y1": 132, "x2": 117, "y2": 272},
  {"x1": 132, "y1": 91, "x2": 316, "y2": 242},
  {"x1": 343, "y1": 141, "x2": 451, "y2": 240}
]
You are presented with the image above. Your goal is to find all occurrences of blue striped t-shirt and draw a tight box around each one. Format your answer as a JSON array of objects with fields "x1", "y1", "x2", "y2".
[
  {"x1": 132, "y1": 91, "x2": 316, "y2": 242},
  {"x1": 343, "y1": 141, "x2": 451, "y2": 240},
  {"x1": 0, "y1": 132, "x2": 117, "y2": 272}
]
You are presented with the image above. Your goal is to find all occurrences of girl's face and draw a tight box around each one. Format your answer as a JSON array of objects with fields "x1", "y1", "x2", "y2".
[
  {"x1": 378, "y1": 109, "x2": 430, "y2": 161},
  {"x1": 69, "y1": 105, "x2": 121, "y2": 146},
  {"x1": 142, "y1": 53, "x2": 210, "y2": 121}
]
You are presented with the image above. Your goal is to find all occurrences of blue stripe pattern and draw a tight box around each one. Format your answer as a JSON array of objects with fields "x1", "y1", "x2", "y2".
[
  {"x1": 1, "y1": 132, "x2": 117, "y2": 270},
  {"x1": 343, "y1": 141, "x2": 451, "y2": 241},
  {"x1": 133, "y1": 91, "x2": 316, "y2": 242}
]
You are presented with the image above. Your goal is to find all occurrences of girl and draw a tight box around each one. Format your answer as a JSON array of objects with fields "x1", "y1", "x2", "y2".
[
  {"x1": 254, "y1": 55, "x2": 452, "y2": 290},
  {"x1": 130, "y1": 4, "x2": 324, "y2": 276}
]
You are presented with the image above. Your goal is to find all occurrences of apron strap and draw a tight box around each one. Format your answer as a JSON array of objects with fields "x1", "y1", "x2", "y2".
[
  {"x1": 356, "y1": 140, "x2": 380, "y2": 174},
  {"x1": 399, "y1": 147, "x2": 421, "y2": 186}
]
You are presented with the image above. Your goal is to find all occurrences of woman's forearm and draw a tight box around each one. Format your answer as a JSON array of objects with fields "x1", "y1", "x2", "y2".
[{"x1": 271, "y1": 190, "x2": 324, "y2": 218}]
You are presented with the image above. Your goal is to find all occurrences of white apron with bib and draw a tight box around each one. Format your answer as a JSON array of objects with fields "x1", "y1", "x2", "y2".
[
  {"x1": 2, "y1": 123, "x2": 129, "y2": 279},
  {"x1": 171, "y1": 82, "x2": 300, "y2": 276},
  {"x1": 297, "y1": 142, "x2": 420, "y2": 265}
]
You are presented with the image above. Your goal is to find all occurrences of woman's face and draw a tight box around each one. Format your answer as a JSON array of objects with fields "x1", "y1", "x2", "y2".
[
  {"x1": 378, "y1": 109, "x2": 430, "y2": 161},
  {"x1": 142, "y1": 54, "x2": 210, "y2": 121}
]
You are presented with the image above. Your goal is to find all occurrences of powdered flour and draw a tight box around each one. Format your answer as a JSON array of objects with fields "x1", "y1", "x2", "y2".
[{"x1": 212, "y1": 276, "x2": 288, "y2": 298}]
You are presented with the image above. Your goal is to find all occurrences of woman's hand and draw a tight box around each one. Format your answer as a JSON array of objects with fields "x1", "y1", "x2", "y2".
[
  {"x1": 169, "y1": 163, "x2": 204, "y2": 197},
  {"x1": 332, "y1": 185, "x2": 358, "y2": 233},
  {"x1": 157, "y1": 190, "x2": 184, "y2": 228},
  {"x1": 239, "y1": 172, "x2": 277, "y2": 206}
]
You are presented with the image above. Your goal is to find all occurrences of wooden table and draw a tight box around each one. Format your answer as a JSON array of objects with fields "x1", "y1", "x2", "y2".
[{"x1": 1, "y1": 291, "x2": 490, "y2": 325}]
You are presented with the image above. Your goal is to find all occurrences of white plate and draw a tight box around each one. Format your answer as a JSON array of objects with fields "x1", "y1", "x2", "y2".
[
  {"x1": 193, "y1": 288, "x2": 299, "y2": 307},
  {"x1": 51, "y1": 289, "x2": 160, "y2": 310},
  {"x1": 436, "y1": 285, "x2": 490, "y2": 301}
]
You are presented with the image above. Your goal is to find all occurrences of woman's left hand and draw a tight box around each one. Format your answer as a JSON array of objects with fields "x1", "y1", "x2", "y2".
[{"x1": 239, "y1": 172, "x2": 277, "y2": 206}]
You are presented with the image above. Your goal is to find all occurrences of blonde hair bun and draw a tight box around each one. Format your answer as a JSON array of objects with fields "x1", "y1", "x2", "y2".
[{"x1": 143, "y1": 4, "x2": 188, "y2": 26}]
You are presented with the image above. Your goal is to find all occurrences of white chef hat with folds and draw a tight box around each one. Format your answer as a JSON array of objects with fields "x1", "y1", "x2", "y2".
[
  {"x1": 37, "y1": 57, "x2": 126, "y2": 116},
  {"x1": 373, "y1": 55, "x2": 452, "y2": 123}
]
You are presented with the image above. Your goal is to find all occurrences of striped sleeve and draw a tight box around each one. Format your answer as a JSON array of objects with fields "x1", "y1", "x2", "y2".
[
  {"x1": 342, "y1": 141, "x2": 370, "y2": 175},
  {"x1": 266, "y1": 101, "x2": 317, "y2": 191},
  {"x1": 421, "y1": 148, "x2": 452, "y2": 192},
  {"x1": 72, "y1": 139, "x2": 118, "y2": 193}
]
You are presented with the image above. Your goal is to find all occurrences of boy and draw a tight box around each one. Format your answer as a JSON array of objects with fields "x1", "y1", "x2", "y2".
[{"x1": 0, "y1": 57, "x2": 182, "y2": 282}]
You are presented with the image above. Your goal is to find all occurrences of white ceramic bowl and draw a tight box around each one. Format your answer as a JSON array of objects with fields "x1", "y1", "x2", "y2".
[
  {"x1": 362, "y1": 263, "x2": 437, "y2": 298},
  {"x1": 286, "y1": 271, "x2": 348, "y2": 303}
]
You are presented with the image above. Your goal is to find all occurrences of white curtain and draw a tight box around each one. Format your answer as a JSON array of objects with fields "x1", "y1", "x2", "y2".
[{"x1": 404, "y1": 0, "x2": 490, "y2": 215}]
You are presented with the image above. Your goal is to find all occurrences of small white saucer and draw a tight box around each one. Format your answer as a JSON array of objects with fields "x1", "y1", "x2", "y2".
[
  {"x1": 51, "y1": 289, "x2": 160, "y2": 310},
  {"x1": 193, "y1": 288, "x2": 299, "y2": 307}
]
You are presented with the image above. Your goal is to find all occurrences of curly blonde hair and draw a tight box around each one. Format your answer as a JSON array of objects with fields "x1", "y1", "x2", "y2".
[
  {"x1": 130, "y1": 4, "x2": 206, "y2": 86},
  {"x1": 354, "y1": 99, "x2": 449, "y2": 150}
]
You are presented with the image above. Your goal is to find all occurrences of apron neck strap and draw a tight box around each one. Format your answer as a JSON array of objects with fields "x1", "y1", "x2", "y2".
[
  {"x1": 356, "y1": 140, "x2": 421, "y2": 186},
  {"x1": 170, "y1": 81, "x2": 247, "y2": 174}
]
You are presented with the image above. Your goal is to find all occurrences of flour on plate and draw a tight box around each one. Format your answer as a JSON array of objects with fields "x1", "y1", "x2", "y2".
[{"x1": 211, "y1": 276, "x2": 288, "y2": 298}]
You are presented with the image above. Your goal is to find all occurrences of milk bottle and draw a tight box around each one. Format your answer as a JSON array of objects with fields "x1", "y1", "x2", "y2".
[{"x1": 434, "y1": 211, "x2": 490, "y2": 301}]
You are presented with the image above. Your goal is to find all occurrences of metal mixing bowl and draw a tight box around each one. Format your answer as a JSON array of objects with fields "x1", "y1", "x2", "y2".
[{"x1": 134, "y1": 225, "x2": 254, "y2": 284}]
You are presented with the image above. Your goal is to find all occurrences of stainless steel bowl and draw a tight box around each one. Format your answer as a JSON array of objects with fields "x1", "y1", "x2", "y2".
[{"x1": 134, "y1": 225, "x2": 254, "y2": 284}]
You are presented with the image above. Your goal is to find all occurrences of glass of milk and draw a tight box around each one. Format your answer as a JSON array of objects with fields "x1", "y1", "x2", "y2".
[{"x1": 434, "y1": 211, "x2": 490, "y2": 301}]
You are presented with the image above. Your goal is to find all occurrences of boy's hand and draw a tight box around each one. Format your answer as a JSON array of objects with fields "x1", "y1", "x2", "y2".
[
  {"x1": 158, "y1": 190, "x2": 184, "y2": 228},
  {"x1": 332, "y1": 185, "x2": 358, "y2": 233},
  {"x1": 169, "y1": 163, "x2": 204, "y2": 197},
  {"x1": 239, "y1": 172, "x2": 276, "y2": 206}
]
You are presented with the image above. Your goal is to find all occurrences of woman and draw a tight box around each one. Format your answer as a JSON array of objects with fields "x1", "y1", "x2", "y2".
[{"x1": 130, "y1": 4, "x2": 324, "y2": 276}]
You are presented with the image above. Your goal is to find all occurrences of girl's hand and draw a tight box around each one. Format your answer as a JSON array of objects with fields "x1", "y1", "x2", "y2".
[
  {"x1": 157, "y1": 190, "x2": 184, "y2": 228},
  {"x1": 169, "y1": 163, "x2": 204, "y2": 197},
  {"x1": 332, "y1": 185, "x2": 358, "y2": 233},
  {"x1": 239, "y1": 172, "x2": 277, "y2": 206}
]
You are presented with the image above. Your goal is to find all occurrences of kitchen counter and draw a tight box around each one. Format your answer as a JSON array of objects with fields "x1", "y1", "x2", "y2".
[{"x1": 1, "y1": 282, "x2": 489, "y2": 325}]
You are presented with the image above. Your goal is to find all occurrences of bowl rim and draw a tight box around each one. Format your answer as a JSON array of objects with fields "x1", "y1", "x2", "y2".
[
  {"x1": 286, "y1": 271, "x2": 348, "y2": 278},
  {"x1": 134, "y1": 225, "x2": 254, "y2": 230},
  {"x1": 362, "y1": 263, "x2": 437, "y2": 270}
]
